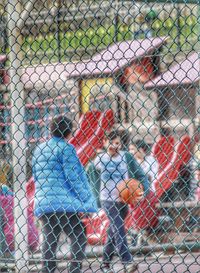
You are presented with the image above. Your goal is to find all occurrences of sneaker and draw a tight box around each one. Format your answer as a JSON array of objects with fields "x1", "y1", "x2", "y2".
[
  {"x1": 131, "y1": 234, "x2": 138, "y2": 247},
  {"x1": 124, "y1": 263, "x2": 138, "y2": 273},
  {"x1": 100, "y1": 263, "x2": 113, "y2": 273}
]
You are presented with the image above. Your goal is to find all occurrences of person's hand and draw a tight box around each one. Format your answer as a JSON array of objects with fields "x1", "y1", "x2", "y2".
[{"x1": 79, "y1": 212, "x2": 95, "y2": 219}]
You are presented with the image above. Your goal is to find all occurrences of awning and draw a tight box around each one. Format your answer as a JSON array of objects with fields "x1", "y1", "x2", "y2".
[
  {"x1": 145, "y1": 52, "x2": 199, "y2": 89},
  {"x1": 21, "y1": 37, "x2": 167, "y2": 89}
]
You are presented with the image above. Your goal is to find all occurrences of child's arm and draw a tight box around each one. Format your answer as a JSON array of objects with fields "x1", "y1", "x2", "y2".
[
  {"x1": 148, "y1": 158, "x2": 159, "y2": 183},
  {"x1": 126, "y1": 152, "x2": 150, "y2": 195}
]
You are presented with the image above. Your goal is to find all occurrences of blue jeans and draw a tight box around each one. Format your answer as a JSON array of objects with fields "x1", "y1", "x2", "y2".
[{"x1": 101, "y1": 201, "x2": 132, "y2": 264}]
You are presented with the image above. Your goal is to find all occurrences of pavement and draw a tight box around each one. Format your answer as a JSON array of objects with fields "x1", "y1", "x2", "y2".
[
  {"x1": 30, "y1": 252, "x2": 200, "y2": 273},
  {"x1": 1, "y1": 251, "x2": 199, "y2": 272},
  {"x1": 1, "y1": 238, "x2": 199, "y2": 272}
]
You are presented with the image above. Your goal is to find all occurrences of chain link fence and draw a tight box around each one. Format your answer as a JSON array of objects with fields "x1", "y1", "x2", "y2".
[{"x1": 0, "y1": 0, "x2": 199, "y2": 272}]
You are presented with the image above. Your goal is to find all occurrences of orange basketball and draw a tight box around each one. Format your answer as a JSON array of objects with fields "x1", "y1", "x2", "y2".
[{"x1": 117, "y1": 178, "x2": 144, "y2": 205}]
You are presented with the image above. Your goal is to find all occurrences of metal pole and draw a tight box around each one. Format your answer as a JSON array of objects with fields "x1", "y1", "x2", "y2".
[
  {"x1": 197, "y1": 2, "x2": 200, "y2": 142},
  {"x1": 56, "y1": 0, "x2": 62, "y2": 62},
  {"x1": 17, "y1": 0, "x2": 38, "y2": 30},
  {"x1": 0, "y1": 15, "x2": 7, "y2": 54},
  {"x1": 7, "y1": 1, "x2": 28, "y2": 273},
  {"x1": 176, "y1": 4, "x2": 181, "y2": 50},
  {"x1": 114, "y1": 0, "x2": 119, "y2": 43},
  {"x1": 0, "y1": 205, "x2": 6, "y2": 256}
]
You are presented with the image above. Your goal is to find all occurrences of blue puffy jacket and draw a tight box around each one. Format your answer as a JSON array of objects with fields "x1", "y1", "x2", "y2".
[{"x1": 32, "y1": 137, "x2": 98, "y2": 217}]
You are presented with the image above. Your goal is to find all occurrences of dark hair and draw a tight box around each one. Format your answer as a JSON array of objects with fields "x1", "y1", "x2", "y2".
[
  {"x1": 106, "y1": 130, "x2": 121, "y2": 142},
  {"x1": 160, "y1": 127, "x2": 171, "y2": 137},
  {"x1": 135, "y1": 140, "x2": 150, "y2": 153},
  {"x1": 50, "y1": 115, "x2": 73, "y2": 138}
]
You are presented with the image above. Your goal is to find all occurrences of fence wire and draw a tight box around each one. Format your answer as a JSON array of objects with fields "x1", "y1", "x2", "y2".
[{"x1": 0, "y1": 0, "x2": 199, "y2": 272}]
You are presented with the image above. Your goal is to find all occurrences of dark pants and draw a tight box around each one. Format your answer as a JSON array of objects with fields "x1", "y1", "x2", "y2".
[
  {"x1": 101, "y1": 201, "x2": 132, "y2": 264},
  {"x1": 40, "y1": 212, "x2": 87, "y2": 273}
]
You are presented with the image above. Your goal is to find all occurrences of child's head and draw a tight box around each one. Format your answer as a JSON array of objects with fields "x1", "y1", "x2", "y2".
[
  {"x1": 50, "y1": 115, "x2": 73, "y2": 139},
  {"x1": 129, "y1": 143, "x2": 138, "y2": 155},
  {"x1": 104, "y1": 131, "x2": 122, "y2": 156},
  {"x1": 129, "y1": 142, "x2": 144, "y2": 162},
  {"x1": 135, "y1": 140, "x2": 151, "y2": 155}
]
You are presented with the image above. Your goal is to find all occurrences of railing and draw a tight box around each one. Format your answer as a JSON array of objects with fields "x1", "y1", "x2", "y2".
[{"x1": 0, "y1": 95, "x2": 70, "y2": 145}]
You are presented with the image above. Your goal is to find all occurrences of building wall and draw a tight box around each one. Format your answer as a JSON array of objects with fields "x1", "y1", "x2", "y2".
[
  {"x1": 157, "y1": 85, "x2": 197, "y2": 136},
  {"x1": 80, "y1": 77, "x2": 115, "y2": 114}
]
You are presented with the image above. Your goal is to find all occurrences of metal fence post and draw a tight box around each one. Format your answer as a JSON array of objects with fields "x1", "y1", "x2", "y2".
[
  {"x1": 7, "y1": 1, "x2": 28, "y2": 272},
  {"x1": 197, "y1": 2, "x2": 200, "y2": 129},
  {"x1": 56, "y1": 0, "x2": 62, "y2": 62}
]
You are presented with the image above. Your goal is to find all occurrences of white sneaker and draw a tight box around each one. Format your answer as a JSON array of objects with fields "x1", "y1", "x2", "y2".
[
  {"x1": 100, "y1": 263, "x2": 113, "y2": 273},
  {"x1": 124, "y1": 262, "x2": 138, "y2": 273}
]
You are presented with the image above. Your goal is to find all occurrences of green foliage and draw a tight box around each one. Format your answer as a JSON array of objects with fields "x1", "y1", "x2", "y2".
[{"x1": 18, "y1": 15, "x2": 198, "y2": 63}]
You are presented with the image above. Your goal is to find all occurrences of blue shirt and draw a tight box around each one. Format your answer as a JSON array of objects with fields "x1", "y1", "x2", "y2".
[{"x1": 94, "y1": 151, "x2": 129, "y2": 201}]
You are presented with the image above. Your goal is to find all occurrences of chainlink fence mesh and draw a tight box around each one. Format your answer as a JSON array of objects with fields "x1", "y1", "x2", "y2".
[{"x1": 0, "y1": 0, "x2": 199, "y2": 272}]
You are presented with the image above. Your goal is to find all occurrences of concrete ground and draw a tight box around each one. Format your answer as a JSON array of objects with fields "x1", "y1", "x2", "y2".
[
  {"x1": 1, "y1": 252, "x2": 199, "y2": 272},
  {"x1": 1, "y1": 239, "x2": 199, "y2": 273},
  {"x1": 51, "y1": 252, "x2": 200, "y2": 273}
]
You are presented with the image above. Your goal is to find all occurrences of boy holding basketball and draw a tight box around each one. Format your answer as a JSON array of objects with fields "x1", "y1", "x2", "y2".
[{"x1": 88, "y1": 131, "x2": 149, "y2": 273}]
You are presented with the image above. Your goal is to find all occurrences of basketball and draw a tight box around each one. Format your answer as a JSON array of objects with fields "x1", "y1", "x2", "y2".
[{"x1": 117, "y1": 178, "x2": 144, "y2": 205}]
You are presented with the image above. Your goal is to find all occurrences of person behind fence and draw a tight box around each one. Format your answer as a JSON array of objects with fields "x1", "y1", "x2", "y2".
[
  {"x1": 129, "y1": 140, "x2": 158, "y2": 192},
  {"x1": 164, "y1": 137, "x2": 198, "y2": 203},
  {"x1": 128, "y1": 142, "x2": 144, "y2": 165},
  {"x1": 32, "y1": 115, "x2": 97, "y2": 273},
  {"x1": 88, "y1": 130, "x2": 150, "y2": 273}
]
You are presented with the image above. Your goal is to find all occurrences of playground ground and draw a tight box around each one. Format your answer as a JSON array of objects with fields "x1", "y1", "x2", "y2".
[
  {"x1": 1, "y1": 240, "x2": 199, "y2": 272},
  {"x1": 46, "y1": 252, "x2": 200, "y2": 273}
]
